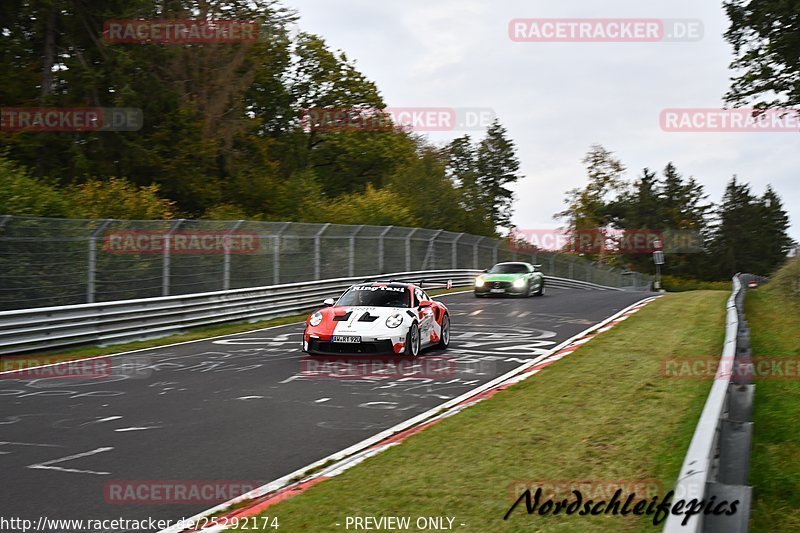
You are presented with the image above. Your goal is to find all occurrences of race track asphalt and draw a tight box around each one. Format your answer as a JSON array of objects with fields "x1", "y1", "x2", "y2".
[{"x1": 0, "y1": 287, "x2": 650, "y2": 532}]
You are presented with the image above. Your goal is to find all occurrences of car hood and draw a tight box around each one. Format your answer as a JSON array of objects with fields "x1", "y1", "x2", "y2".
[
  {"x1": 325, "y1": 306, "x2": 410, "y2": 331},
  {"x1": 480, "y1": 273, "x2": 527, "y2": 282}
]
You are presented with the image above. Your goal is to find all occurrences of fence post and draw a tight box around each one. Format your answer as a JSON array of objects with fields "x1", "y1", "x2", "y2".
[
  {"x1": 568, "y1": 257, "x2": 575, "y2": 279},
  {"x1": 378, "y1": 226, "x2": 393, "y2": 274},
  {"x1": 273, "y1": 222, "x2": 290, "y2": 285},
  {"x1": 87, "y1": 219, "x2": 112, "y2": 303},
  {"x1": 406, "y1": 228, "x2": 418, "y2": 272},
  {"x1": 474, "y1": 237, "x2": 484, "y2": 270},
  {"x1": 350, "y1": 225, "x2": 365, "y2": 277},
  {"x1": 452, "y1": 233, "x2": 464, "y2": 269},
  {"x1": 162, "y1": 219, "x2": 185, "y2": 297},
  {"x1": 222, "y1": 220, "x2": 244, "y2": 291},
  {"x1": 421, "y1": 229, "x2": 443, "y2": 270},
  {"x1": 314, "y1": 223, "x2": 331, "y2": 280}
]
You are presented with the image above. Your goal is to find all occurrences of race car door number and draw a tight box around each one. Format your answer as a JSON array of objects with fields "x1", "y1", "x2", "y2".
[{"x1": 332, "y1": 335, "x2": 361, "y2": 343}]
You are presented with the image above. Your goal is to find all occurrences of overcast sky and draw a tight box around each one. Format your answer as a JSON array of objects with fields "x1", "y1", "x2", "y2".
[{"x1": 283, "y1": 0, "x2": 799, "y2": 241}]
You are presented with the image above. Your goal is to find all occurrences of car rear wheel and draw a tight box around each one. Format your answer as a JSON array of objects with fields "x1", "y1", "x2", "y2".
[
  {"x1": 437, "y1": 314, "x2": 450, "y2": 349},
  {"x1": 536, "y1": 280, "x2": 545, "y2": 296},
  {"x1": 404, "y1": 323, "x2": 421, "y2": 356}
]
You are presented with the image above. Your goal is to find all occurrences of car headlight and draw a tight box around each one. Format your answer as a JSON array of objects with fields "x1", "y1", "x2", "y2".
[
  {"x1": 475, "y1": 277, "x2": 485, "y2": 287},
  {"x1": 386, "y1": 314, "x2": 403, "y2": 328},
  {"x1": 513, "y1": 278, "x2": 526, "y2": 288},
  {"x1": 309, "y1": 311, "x2": 323, "y2": 327}
]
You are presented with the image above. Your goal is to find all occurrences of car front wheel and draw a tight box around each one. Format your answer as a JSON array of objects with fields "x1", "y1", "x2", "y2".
[
  {"x1": 404, "y1": 323, "x2": 421, "y2": 356},
  {"x1": 437, "y1": 314, "x2": 450, "y2": 349}
]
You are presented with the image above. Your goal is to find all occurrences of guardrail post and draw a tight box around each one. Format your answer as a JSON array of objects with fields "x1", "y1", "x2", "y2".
[
  {"x1": 350, "y1": 225, "x2": 365, "y2": 277},
  {"x1": 378, "y1": 226, "x2": 393, "y2": 274},
  {"x1": 162, "y1": 219, "x2": 184, "y2": 297},
  {"x1": 314, "y1": 223, "x2": 331, "y2": 280},
  {"x1": 452, "y1": 233, "x2": 464, "y2": 269},
  {"x1": 406, "y1": 228, "x2": 419, "y2": 272},
  {"x1": 0, "y1": 215, "x2": 10, "y2": 229},
  {"x1": 87, "y1": 219, "x2": 112, "y2": 303},
  {"x1": 222, "y1": 220, "x2": 245, "y2": 290},
  {"x1": 273, "y1": 222, "x2": 290, "y2": 285}
]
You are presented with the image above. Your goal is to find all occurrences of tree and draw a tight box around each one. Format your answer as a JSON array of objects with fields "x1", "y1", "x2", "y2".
[
  {"x1": 475, "y1": 120, "x2": 521, "y2": 229},
  {"x1": 557, "y1": 144, "x2": 626, "y2": 259},
  {"x1": 724, "y1": 0, "x2": 800, "y2": 108},
  {"x1": 707, "y1": 177, "x2": 791, "y2": 277},
  {"x1": 445, "y1": 135, "x2": 492, "y2": 235},
  {"x1": 756, "y1": 186, "x2": 793, "y2": 270}
]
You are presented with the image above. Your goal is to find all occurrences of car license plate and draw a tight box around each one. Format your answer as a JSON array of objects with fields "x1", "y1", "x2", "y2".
[
  {"x1": 332, "y1": 335, "x2": 361, "y2": 343},
  {"x1": 490, "y1": 288, "x2": 505, "y2": 293}
]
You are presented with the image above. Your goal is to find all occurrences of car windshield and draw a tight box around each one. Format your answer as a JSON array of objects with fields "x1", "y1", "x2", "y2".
[
  {"x1": 488, "y1": 264, "x2": 529, "y2": 274},
  {"x1": 337, "y1": 285, "x2": 410, "y2": 307}
]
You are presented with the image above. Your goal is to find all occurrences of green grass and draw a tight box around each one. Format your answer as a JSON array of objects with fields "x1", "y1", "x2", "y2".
[
  {"x1": 0, "y1": 286, "x2": 469, "y2": 369},
  {"x1": 235, "y1": 291, "x2": 729, "y2": 532},
  {"x1": 745, "y1": 263, "x2": 800, "y2": 532}
]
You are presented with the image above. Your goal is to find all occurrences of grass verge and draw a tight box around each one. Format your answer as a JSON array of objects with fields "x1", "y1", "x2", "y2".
[
  {"x1": 0, "y1": 286, "x2": 470, "y2": 370},
  {"x1": 745, "y1": 262, "x2": 800, "y2": 531},
  {"x1": 235, "y1": 291, "x2": 728, "y2": 532}
]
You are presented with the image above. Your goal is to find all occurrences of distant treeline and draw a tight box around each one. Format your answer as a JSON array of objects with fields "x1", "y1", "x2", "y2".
[
  {"x1": 557, "y1": 145, "x2": 794, "y2": 280},
  {"x1": 0, "y1": 0, "x2": 520, "y2": 237}
]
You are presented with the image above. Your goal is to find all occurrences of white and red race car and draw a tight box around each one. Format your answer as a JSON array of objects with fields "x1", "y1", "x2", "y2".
[{"x1": 302, "y1": 280, "x2": 451, "y2": 357}]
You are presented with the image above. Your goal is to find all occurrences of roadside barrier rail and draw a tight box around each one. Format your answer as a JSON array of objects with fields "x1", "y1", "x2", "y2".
[
  {"x1": 0, "y1": 270, "x2": 631, "y2": 355},
  {"x1": 664, "y1": 274, "x2": 756, "y2": 532}
]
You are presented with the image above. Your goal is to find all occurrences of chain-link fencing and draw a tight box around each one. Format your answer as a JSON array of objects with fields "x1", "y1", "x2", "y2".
[{"x1": 0, "y1": 215, "x2": 654, "y2": 311}]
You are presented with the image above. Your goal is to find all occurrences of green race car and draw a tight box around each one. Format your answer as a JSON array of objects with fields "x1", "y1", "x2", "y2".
[{"x1": 474, "y1": 262, "x2": 545, "y2": 297}]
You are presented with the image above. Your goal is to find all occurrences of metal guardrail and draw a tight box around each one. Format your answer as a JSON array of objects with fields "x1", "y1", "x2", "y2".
[
  {"x1": 0, "y1": 270, "x2": 628, "y2": 355},
  {"x1": 664, "y1": 274, "x2": 756, "y2": 533}
]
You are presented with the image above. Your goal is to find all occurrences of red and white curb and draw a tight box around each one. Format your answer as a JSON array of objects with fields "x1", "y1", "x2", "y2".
[{"x1": 161, "y1": 295, "x2": 661, "y2": 533}]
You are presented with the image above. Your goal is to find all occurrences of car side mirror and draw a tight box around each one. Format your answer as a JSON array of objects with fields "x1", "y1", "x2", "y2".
[
  {"x1": 419, "y1": 301, "x2": 432, "y2": 308},
  {"x1": 323, "y1": 298, "x2": 335, "y2": 307},
  {"x1": 482, "y1": 269, "x2": 489, "y2": 273}
]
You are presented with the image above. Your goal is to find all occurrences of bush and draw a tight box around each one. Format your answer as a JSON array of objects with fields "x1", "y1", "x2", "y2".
[
  {"x1": 765, "y1": 257, "x2": 800, "y2": 305},
  {"x1": 0, "y1": 155, "x2": 70, "y2": 216},
  {"x1": 66, "y1": 178, "x2": 176, "y2": 220},
  {"x1": 661, "y1": 275, "x2": 731, "y2": 292}
]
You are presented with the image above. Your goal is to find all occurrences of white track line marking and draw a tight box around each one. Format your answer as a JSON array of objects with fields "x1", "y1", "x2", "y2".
[
  {"x1": 469, "y1": 310, "x2": 482, "y2": 316},
  {"x1": 27, "y1": 447, "x2": 113, "y2": 475},
  {"x1": 518, "y1": 311, "x2": 530, "y2": 318},
  {"x1": 315, "y1": 398, "x2": 331, "y2": 403},
  {"x1": 0, "y1": 441, "x2": 61, "y2": 447},
  {"x1": 80, "y1": 416, "x2": 122, "y2": 427},
  {"x1": 114, "y1": 426, "x2": 160, "y2": 432}
]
